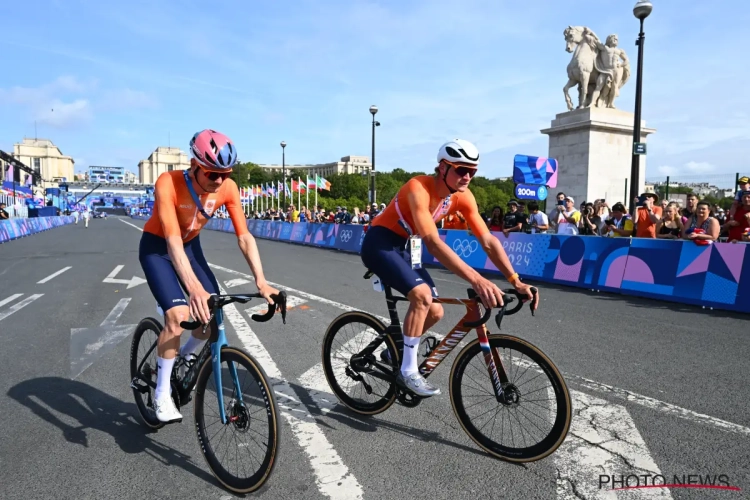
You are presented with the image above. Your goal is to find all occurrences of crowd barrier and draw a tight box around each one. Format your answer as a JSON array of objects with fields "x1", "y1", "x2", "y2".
[
  {"x1": 0, "y1": 216, "x2": 75, "y2": 244},
  {"x1": 131, "y1": 216, "x2": 750, "y2": 314}
]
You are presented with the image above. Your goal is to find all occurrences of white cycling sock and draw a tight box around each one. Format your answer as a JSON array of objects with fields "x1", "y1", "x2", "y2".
[
  {"x1": 180, "y1": 335, "x2": 205, "y2": 358},
  {"x1": 400, "y1": 335, "x2": 421, "y2": 376},
  {"x1": 155, "y1": 356, "x2": 176, "y2": 401}
]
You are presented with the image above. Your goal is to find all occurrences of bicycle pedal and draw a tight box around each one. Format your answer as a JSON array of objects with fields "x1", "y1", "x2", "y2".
[{"x1": 130, "y1": 377, "x2": 150, "y2": 394}]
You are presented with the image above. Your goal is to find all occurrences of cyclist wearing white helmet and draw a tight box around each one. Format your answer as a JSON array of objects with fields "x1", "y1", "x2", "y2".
[{"x1": 362, "y1": 139, "x2": 539, "y2": 397}]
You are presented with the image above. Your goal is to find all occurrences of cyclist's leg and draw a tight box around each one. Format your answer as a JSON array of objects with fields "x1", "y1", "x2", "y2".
[
  {"x1": 414, "y1": 267, "x2": 444, "y2": 333},
  {"x1": 361, "y1": 227, "x2": 441, "y2": 396},
  {"x1": 178, "y1": 235, "x2": 220, "y2": 357},
  {"x1": 139, "y1": 233, "x2": 192, "y2": 422}
]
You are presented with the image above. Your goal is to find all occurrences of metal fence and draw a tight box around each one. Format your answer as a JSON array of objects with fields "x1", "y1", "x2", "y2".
[{"x1": 0, "y1": 193, "x2": 29, "y2": 218}]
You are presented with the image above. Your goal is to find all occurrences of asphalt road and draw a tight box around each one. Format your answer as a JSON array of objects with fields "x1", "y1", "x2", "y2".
[{"x1": 0, "y1": 216, "x2": 747, "y2": 500}]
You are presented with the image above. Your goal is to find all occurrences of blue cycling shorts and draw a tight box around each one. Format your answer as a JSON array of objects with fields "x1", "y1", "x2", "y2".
[
  {"x1": 139, "y1": 232, "x2": 220, "y2": 313},
  {"x1": 360, "y1": 226, "x2": 438, "y2": 298}
]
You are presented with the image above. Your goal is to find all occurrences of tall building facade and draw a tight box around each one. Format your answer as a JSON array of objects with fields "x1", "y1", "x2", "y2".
[
  {"x1": 258, "y1": 155, "x2": 372, "y2": 178},
  {"x1": 138, "y1": 147, "x2": 190, "y2": 184},
  {"x1": 12, "y1": 138, "x2": 75, "y2": 189}
]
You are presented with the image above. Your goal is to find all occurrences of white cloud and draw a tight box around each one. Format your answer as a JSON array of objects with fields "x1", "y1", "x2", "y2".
[
  {"x1": 42, "y1": 100, "x2": 94, "y2": 128},
  {"x1": 683, "y1": 161, "x2": 714, "y2": 173},
  {"x1": 656, "y1": 165, "x2": 677, "y2": 176},
  {"x1": 0, "y1": 76, "x2": 157, "y2": 130}
]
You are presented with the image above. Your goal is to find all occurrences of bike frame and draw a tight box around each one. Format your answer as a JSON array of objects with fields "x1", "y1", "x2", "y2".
[
  {"x1": 135, "y1": 308, "x2": 244, "y2": 425},
  {"x1": 364, "y1": 285, "x2": 510, "y2": 400},
  {"x1": 207, "y1": 308, "x2": 244, "y2": 424}
]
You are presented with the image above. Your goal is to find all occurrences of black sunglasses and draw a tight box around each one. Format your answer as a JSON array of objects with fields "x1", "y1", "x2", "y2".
[
  {"x1": 452, "y1": 166, "x2": 477, "y2": 178},
  {"x1": 204, "y1": 171, "x2": 231, "y2": 181}
]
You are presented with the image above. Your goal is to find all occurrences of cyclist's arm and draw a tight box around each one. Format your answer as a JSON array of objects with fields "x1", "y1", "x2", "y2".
[
  {"x1": 156, "y1": 176, "x2": 205, "y2": 295},
  {"x1": 225, "y1": 182, "x2": 270, "y2": 290},
  {"x1": 461, "y1": 197, "x2": 519, "y2": 282},
  {"x1": 408, "y1": 188, "x2": 483, "y2": 285}
]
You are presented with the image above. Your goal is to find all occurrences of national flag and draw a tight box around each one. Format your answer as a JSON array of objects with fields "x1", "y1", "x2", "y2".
[
  {"x1": 307, "y1": 176, "x2": 317, "y2": 189},
  {"x1": 317, "y1": 175, "x2": 331, "y2": 191}
]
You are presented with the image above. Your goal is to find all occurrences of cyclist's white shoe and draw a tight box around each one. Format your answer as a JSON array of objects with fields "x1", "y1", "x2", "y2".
[
  {"x1": 397, "y1": 372, "x2": 441, "y2": 397},
  {"x1": 153, "y1": 396, "x2": 182, "y2": 423}
]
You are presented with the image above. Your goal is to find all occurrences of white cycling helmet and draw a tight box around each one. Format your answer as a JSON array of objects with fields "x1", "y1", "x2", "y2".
[{"x1": 437, "y1": 139, "x2": 480, "y2": 167}]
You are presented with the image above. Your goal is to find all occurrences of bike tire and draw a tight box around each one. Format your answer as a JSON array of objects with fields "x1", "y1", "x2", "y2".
[
  {"x1": 193, "y1": 346, "x2": 280, "y2": 494},
  {"x1": 130, "y1": 317, "x2": 168, "y2": 430},
  {"x1": 322, "y1": 311, "x2": 399, "y2": 415},
  {"x1": 450, "y1": 334, "x2": 572, "y2": 463}
]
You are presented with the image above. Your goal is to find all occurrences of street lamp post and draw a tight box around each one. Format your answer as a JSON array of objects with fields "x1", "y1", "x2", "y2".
[
  {"x1": 280, "y1": 141, "x2": 287, "y2": 209},
  {"x1": 369, "y1": 105, "x2": 380, "y2": 205},
  {"x1": 629, "y1": 0, "x2": 653, "y2": 216}
]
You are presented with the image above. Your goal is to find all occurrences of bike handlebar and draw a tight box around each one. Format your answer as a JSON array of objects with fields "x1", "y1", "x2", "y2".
[
  {"x1": 179, "y1": 291, "x2": 288, "y2": 330},
  {"x1": 461, "y1": 287, "x2": 538, "y2": 329}
]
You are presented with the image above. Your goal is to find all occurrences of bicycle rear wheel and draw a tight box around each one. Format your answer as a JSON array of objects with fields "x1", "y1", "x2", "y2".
[
  {"x1": 193, "y1": 346, "x2": 279, "y2": 494},
  {"x1": 450, "y1": 334, "x2": 571, "y2": 462},
  {"x1": 322, "y1": 311, "x2": 399, "y2": 415}
]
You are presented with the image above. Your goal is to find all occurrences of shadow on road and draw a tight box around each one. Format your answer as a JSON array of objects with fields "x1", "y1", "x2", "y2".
[
  {"x1": 6, "y1": 377, "x2": 221, "y2": 490},
  {"x1": 286, "y1": 381, "x2": 529, "y2": 469}
]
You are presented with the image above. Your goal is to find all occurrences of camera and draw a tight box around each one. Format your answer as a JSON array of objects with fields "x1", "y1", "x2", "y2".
[{"x1": 605, "y1": 218, "x2": 615, "y2": 226}]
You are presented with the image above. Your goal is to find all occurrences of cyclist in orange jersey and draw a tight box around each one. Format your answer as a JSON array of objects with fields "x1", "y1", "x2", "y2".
[
  {"x1": 363, "y1": 139, "x2": 539, "y2": 397},
  {"x1": 139, "y1": 129, "x2": 279, "y2": 423}
]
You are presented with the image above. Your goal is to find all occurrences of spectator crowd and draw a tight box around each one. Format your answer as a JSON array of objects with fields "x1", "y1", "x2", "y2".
[{"x1": 179, "y1": 176, "x2": 750, "y2": 246}]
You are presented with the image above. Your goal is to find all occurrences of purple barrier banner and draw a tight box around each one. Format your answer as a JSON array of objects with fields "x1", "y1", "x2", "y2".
[
  {"x1": 422, "y1": 230, "x2": 750, "y2": 314},
  {"x1": 0, "y1": 216, "x2": 75, "y2": 244},
  {"x1": 135, "y1": 215, "x2": 750, "y2": 314}
]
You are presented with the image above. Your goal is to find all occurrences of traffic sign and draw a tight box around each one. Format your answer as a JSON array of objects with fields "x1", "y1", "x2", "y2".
[{"x1": 514, "y1": 183, "x2": 548, "y2": 201}]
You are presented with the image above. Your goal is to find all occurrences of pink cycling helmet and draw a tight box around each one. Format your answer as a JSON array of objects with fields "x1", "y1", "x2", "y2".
[{"x1": 189, "y1": 129, "x2": 238, "y2": 172}]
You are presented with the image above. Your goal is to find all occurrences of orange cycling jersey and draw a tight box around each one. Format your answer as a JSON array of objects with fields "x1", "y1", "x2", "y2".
[
  {"x1": 371, "y1": 175, "x2": 488, "y2": 239},
  {"x1": 143, "y1": 170, "x2": 249, "y2": 242}
]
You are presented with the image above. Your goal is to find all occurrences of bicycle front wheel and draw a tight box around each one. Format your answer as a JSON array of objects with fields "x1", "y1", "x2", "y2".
[
  {"x1": 450, "y1": 334, "x2": 572, "y2": 463},
  {"x1": 193, "y1": 346, "x2": 280, "y2": 494}
]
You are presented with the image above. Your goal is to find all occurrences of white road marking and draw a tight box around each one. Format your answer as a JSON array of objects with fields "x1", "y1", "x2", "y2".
[
  {"x1": 245, "y1": 295, "x2": 307, "y2": 316},
  {"x1": 70, "y1": 298, "x2": 136, "y2": 379},
  {"x1": 103, "y1": 265, "x2": 147, "y2": 289},
  {"x1": 219, "y1": 285, "x2": 364, "y2": 500},
  {"x1": 101, "y1": 298, "x2": 131, "y2": 327},
  {"x1": 119, "y1": 219, "x2": 143, "y2": 231},
  {"x1": 0, "y1": 293, "x2": 23, "y2": 308},
  {"x1": 224, "y1": 278, "x2": 252, "y2": 288},
  {"x1": 569, "y1": 375, "x2": 750, "y2": 437},
  {"x1": 0, "y1": 294, "x2": 44, "y2": 322},
  {"x1": 37, "y1": 266, "x2": 72, "y2": 284},
  {"x1": 556, "y1": 391, "x2": 672, "y2": 499}
]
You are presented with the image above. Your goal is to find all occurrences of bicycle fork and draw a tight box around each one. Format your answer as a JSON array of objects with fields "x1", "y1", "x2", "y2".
[
  {"x1": 476, "y1": 325, "x2": 510, "y2": 403},
  {"x1": 212, "y1": 309, "x2": 244, "y2": 424}
]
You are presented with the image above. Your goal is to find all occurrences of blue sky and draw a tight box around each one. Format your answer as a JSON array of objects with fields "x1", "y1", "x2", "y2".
[{"x1": 1, "y1": 0, "x2": 748, "y2": 185}]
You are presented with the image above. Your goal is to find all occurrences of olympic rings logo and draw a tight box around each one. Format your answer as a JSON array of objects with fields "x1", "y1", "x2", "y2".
[
  {"x1": 340, "y1": 230, "x2": 353, "y2": 242},
  {"x1": 452, "y1": 239, "x2": 478, "y2": 258}
]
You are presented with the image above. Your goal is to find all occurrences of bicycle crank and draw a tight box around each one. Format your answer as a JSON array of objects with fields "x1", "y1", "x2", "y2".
[{"x1": 396, "y1": 388, "x2": 423, "y2": 408}]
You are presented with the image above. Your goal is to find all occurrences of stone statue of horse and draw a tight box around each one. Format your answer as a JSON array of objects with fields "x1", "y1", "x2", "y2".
[{"x1": 562, "y1": 26, "x2": 600, "y2": 111}]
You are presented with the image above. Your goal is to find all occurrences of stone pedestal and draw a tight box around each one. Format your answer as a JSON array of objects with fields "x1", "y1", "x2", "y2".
[{"x1": 540, "y1": 107, "x2": 656, "y2": 207}]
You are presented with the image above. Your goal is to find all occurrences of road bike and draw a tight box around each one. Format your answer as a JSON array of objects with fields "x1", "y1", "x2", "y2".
[
  {"x1": 322, "y1": 271, "x2": 571, "y2": 462},
  {"x1": 130, "y1": 291, "x2": 287, "y2": 493}
]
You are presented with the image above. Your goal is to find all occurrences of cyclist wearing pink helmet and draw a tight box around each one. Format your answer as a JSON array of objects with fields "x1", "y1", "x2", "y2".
[{"x1": 140, "y1": 129, "x2": 279, "y2": 423}]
